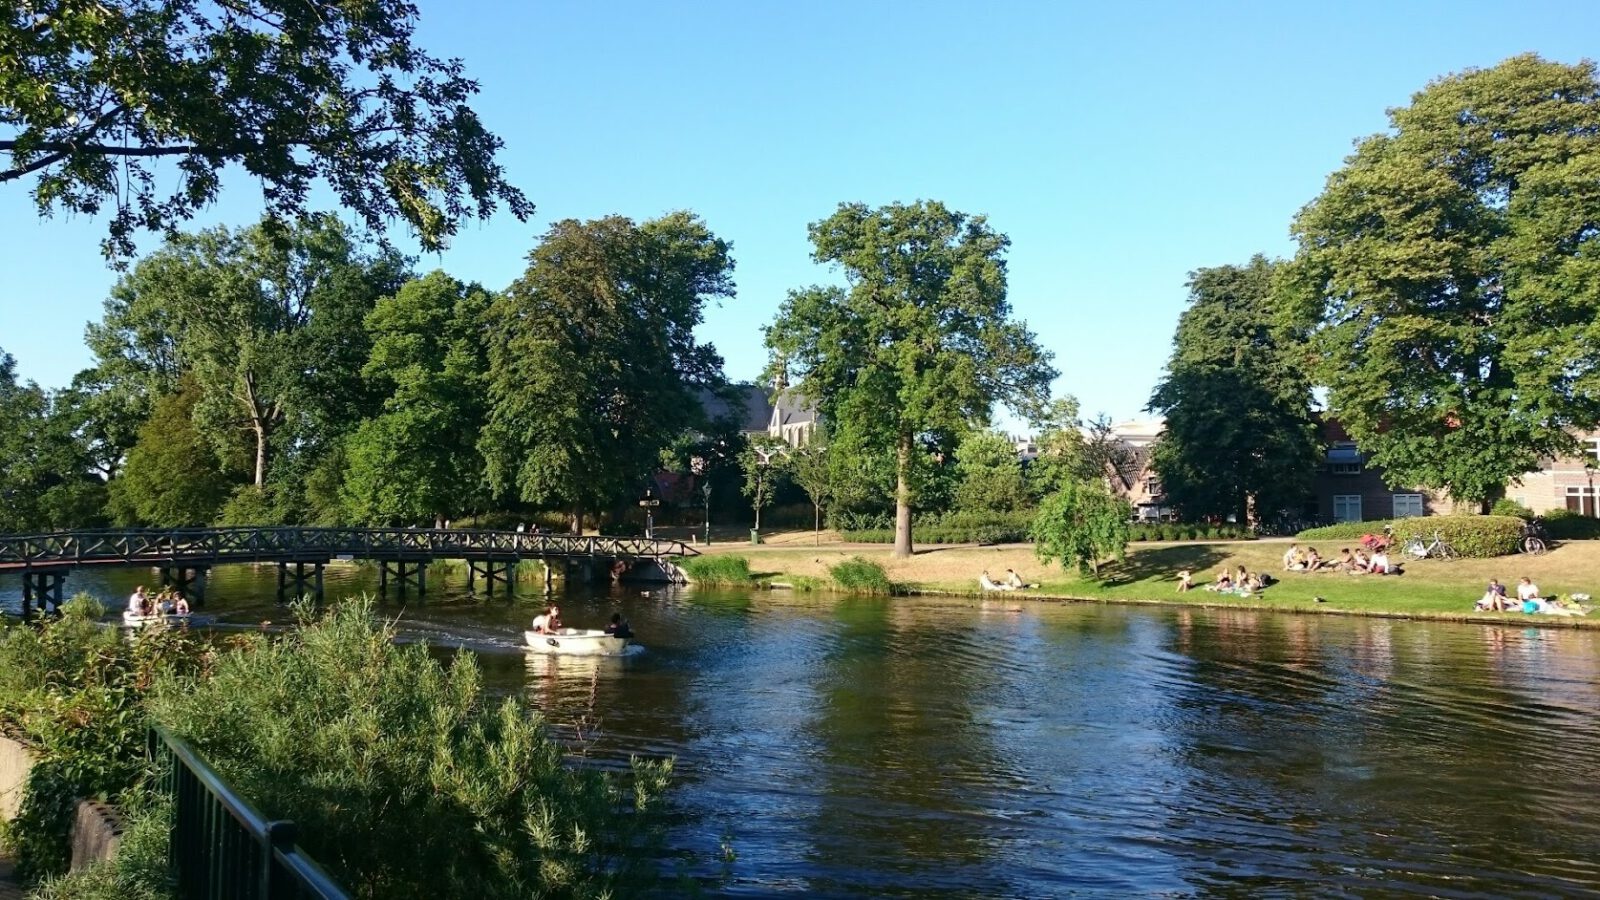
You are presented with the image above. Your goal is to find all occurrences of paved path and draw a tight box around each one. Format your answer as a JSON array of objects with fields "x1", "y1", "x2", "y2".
[{"x1": 0, "y1": 853, "x2": 24, "y2": 900}]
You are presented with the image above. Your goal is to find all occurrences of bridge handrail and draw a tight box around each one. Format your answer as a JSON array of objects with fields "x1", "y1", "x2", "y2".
[{"x1": 0, "y1": 526, "x2": 699, "y2": 569}]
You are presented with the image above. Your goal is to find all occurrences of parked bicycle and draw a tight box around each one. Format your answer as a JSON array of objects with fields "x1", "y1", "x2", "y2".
[
  {"x1": 1519, "y1": 517, "x2": 1548, "y2": 555},
  {"x1": 1403, "y1": 529, "x2": 1458, "y2": 560}
]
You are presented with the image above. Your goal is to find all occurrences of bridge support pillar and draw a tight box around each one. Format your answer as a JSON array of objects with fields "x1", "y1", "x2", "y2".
[
  {"x1": 160, "y1": 565, "x2": 210, "y2": 608},
  {"x1": 466, "y1": 559, "x2": 516, "y2": 598},
  {"x1": 378, "y1": 560, "x2": 429, "y2": 599},
  {"x1": 277, "y1": 561, "x2": 326, "y2": 604},
  {"x1": 21, "y1": 570, "x2": 67, "y2": 617}
]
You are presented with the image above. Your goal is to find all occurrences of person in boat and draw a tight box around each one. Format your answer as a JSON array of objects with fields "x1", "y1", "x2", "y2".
[
  {"x1": 531, "y1": 604, "x2": 562, "y2": 634},
  {"x1": 604, "y1": 612, "x2": 634, "y2": 639},
  {"x1": 173, "y1": 592, "x2": 191, "y2": 616},
  {"x1": 128, "y1": 586, "x2": 149, "y2": 617}
]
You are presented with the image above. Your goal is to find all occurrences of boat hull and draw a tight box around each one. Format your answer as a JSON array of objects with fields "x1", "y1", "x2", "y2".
[
  {"x1": 524, "y1": 628, "x2": 631, "y2": 656},
  {"x1": 121, "y1": 612, "x2": 191, "y2": 628}
]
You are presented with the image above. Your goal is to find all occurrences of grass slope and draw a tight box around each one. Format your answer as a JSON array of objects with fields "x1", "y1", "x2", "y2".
[{"x1": 705, "y1": 539, "x2": 1600, "y2": 624}]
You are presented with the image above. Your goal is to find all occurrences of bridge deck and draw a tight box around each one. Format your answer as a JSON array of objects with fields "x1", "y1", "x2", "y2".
[{"x1": 0, "y1": 527, "x2": 698, "y2": 573}]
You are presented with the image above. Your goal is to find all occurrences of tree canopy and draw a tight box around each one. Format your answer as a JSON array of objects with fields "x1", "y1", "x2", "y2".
[
  {"x1": 1283, "y1": 54, "x2": 1600, "y2": 505},
  {"x1": 341, "y1": 271, "x2": 493, "y2": 525},
  {"x1": 0, "y1": 0, "x2": 531, "y2": 259},
  {"x1": 480, "y1": 213, "x2": 734, "y2": 531},
  {"x1": 765, "y1": 200, "x2": 1056, "y2": 557},
  {"x1": 1149, "y1": 256, "x2": 1319, "y2": 522}
]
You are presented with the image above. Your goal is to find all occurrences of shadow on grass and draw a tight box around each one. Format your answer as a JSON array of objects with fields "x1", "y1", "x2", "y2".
[{"x1": 1099, "y1": 544, "x2": 1232, "y2": 587}]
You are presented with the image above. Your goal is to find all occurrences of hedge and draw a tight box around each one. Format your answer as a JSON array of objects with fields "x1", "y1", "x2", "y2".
[
  {"x1": 1127, "y1": 523, "x2": 1251, "y2": 542},
  {"x1": 840, "y1": 511, "x2": 1032, "y2": 545},
  {"x1": 1297, "y1": 515, "x2": 1523, "y2": 558},
  {"x1": 1543, "y1": 509, "x2": 1600, "y2": 540}
]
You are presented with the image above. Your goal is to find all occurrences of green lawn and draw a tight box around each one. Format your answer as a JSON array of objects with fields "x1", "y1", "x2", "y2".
[{"x1": 706, "y1": 538, "x2": 1600, "y2": 625}]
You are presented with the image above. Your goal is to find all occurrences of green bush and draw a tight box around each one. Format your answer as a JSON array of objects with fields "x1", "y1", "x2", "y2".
[
  {"x1": 1543, "y1": 508, "x2": 1600, "y2": 540},
  {"x1": 829, "y1": 557, "x2": 893, "y2": 594},
  {"x1": 1299, "y1": 515, "x2": 1522, "y2": 557},
  {"x1": 148, "y1": 601, "x2": 674, "y2": 900},
  {"x1": 29, "y1": 796, "x2": 173, "y2": 900},
  {"x1": 1295, "y1": 520, "x2": 1395, "y2": 541},
  {"x1": 679, "y1": 554, "x2": 754, "y2": 585},
  {"x1": 598, "y1": 520, "x2": 644, "y2": 537},
  {"x1": 1490, "y1": 498, "x2": 1534, "y2": 519},
  {"x1": 0, "y1": 595, "x2": 206, "y2": 883}
]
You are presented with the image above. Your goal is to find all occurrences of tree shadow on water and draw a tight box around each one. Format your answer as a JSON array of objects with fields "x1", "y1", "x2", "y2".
[{"x1": 1098, "y1": 544, "x2": 1231, "y2": 587}]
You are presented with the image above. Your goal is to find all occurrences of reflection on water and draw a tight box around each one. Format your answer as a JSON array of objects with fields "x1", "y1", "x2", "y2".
[{"x1": 5, "y1": 567, "x2": 1600, "y2": 895}]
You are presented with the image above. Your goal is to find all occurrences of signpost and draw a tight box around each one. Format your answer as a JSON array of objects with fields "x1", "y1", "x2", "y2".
[
  {"x1": 701, "y1": 482, "x2": 712, "y2": 546},
  {"x1": 639, "y1": 492, "x2": 661, "y2": 540}
]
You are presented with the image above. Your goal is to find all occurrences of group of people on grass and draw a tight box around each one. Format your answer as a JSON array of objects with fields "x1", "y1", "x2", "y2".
[
  {"x1": 125, "y1": 585, "x2": 189, "y2": 618},
  {"x1": 1282, "y1": 544, "x2": 1400, "y2": 576},
  {"x1": 979, "y1": 569, "x2": 1036, "y2": 592},
  {"x1": 1476, "y1": 578, "x2": 1589, "y2": 616},
  {"x1": 1177, "y1": 565, "x2": 1272, "y2": 596}
]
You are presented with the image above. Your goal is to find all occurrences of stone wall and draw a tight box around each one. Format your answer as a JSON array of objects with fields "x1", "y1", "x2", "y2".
[
  {"x1": 69, "y1": 801, "x2": 125, "y2": 873},
  {"x1": 0, "y1": 735, "x2": 34, "y2": 823}
]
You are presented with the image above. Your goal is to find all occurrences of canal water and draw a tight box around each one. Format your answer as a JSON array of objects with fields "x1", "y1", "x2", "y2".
[{"x1": 5, "y1": 564, "x2": 1600, "y2": 896}]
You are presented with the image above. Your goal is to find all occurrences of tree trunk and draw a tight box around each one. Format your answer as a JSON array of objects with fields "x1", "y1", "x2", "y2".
[
  {"x1": 252, "y1": 420, "x2": 268, "y2": 487},
  {"x1": 754, "y1": 485, "x2": 762, "y2": 531},
  {"x1": 570, "y1": 502, "x2": 584, "y2": 535},
  {"x1": 893, "y1": 433, "x2": 914, "y2": 558},
  {"x1": 814, "y1": 502, "x2": 821, "y2": 546}
]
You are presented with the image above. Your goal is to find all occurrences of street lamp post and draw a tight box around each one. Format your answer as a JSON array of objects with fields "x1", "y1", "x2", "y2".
[
  {"x1": 1586, "y1": 464, "x2": 1596, "y2": 518},
  {"x1": 702, "y1": 483, "x2": 712, "y2": 546},
  {"x1": 639, "y1": 490, "x2": 660, "y2": 540}
]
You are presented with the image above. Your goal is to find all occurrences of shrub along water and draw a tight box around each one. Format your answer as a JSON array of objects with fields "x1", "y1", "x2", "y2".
[
  {"x1": 680, "y1": 554, "x2": 755, "y2": 585},
  {"x1": 0, "y1": 594, "x2": 206, "y2": 884},
  {"x1": 829, "y1": 557, "x2": 893, "y2": 594},
  {"x1": 147, "y1": 600, "x2": 674, "y2": 900}
]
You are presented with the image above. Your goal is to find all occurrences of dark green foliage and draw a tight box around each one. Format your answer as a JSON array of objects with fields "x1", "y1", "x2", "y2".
[
  {"x1": 1540, "y1": 509, "x2": 1600, "y2": 540},
  {"x1": 828, "y1": 557, "x2": 893, "y2": 594},
  {"x1": 1127, "y1": 523, "x2": 1249, "y2": 542},
  {"x1": 0, "y1": 595, "x2": 205, "y2": 883},
  {"x1": 953, "y1": 430, "x2": 1030, "y2": 514},
  {"x1": 1294, "y1": 520, "x2": 1396, "y2": 541},
  {"x1": 1148, "y1": 256, "x2": 1319, "y2": 522},
  {"x1": 106, "y1": 380, "x2": 237, "y2": 526},
  {"x1": 481, "y1": 213, "x2": 733, "y2": 531},
  {"x1": 1283, "y1": 55, "x2": 1600, "y2": 504},
  {"x1": 765, "y1": 200, "x2": 1056, "y2": 557},
  {"x1": 840, "y1": 511, "x2": 1034, "y2": 545},
  {"x1": 0, "y1": 0, "x2": 531, "y2": 260},
  {"x1": 1032, "y1": 479, "x2": 1133, "y2": 577},
  {"x1": 341, "y1": 271, "x2": 493, "y2": 525},
  {"x1": 147, "y1": 601, "x2": 673, "y2": 900},
  {"x1": 679, "y1": 555, "x2": 755, "y2": 585},
  {"x1": 214, "y1": 484, "x2": 294, "y2": 527}
]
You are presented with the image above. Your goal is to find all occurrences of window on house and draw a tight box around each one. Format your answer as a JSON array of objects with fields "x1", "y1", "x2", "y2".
[
  {"x1": 1585, "y1": 439, "x2": 1600, "y2": 466},
  {"x1": 1392, "y1": 494, "x2": 1424, "y2": 518},
  {"x1": 1143, "y1": 476, "x2": 1161, "y2": 496},
  {"x1": 1333, "y1": 494, "x2": 1362, "y2": 522},
  {"x1": 1566, "y1": 486, "x2": 1598, "y2": 518},
  {"x1": 1327, "y1": 442, "x2": 1363, "y2": 475}
]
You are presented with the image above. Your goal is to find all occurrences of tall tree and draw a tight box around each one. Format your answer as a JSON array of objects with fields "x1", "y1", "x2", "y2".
[
  {"x1": 481, "y1": 213, "x2": 734, "y2": 532},
  {"x1": 89, "y1": 215, "x2": 408, "y2": 490},
  {"x1": 0, "y1": 0, "x2": 530, "y2": 260},
  {"x1": 765, "y1": 201, "x2": 1056, "y2": 557},
  {"x1": 1149, "y1": 257, "x2": 1319, "y2": 523},
  {"x1": 0, "y1": 348, "x2": 50, "y2": 531},
  {"x1": 342, "y1": 271, "x2": 493, "y2": 525},
  {"x1": 739, "y1": 435, "x2": 790, "y2": 532},
  {"x1": 953, "y1": 429, "x2": 1029, "y2": 514},
  {"x1": 1282, "y1": 55, "x2": 1600, "y2": 506},
  {"x1": 106, "y1": 379, "x2": 237, "y2": 527}
]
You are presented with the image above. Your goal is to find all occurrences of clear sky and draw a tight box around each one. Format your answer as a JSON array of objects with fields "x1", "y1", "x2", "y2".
[{"x1": 3, "y1": 0, "x2": 1597, "y2": 425}]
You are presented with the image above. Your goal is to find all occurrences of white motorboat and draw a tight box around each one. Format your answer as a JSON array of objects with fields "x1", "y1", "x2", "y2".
[
  {"x1": 524, "y1": 627, "x2": 631, "y2": 656},
  {"x1": 121, "y1": 610, "x2": 192, "y2": 628}
]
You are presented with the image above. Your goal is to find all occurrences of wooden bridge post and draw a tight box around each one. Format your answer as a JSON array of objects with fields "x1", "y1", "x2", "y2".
[
  {"x1": 160, "y1": 566, "x2": 210, "y2": 608},
  {"x1": 378, "y1": 560, "x2": 429, "y2": 600},
  {"x1": 277, "y1": 561, "x2": 326, "y2": 604},
  {"x1": 21, "y1": 570, "x2": 67, "y2": 617}
]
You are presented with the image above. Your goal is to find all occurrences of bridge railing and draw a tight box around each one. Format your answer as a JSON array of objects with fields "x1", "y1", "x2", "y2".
[
  {"x1": 0, "y1": 527, "x2": 698, "y2": 570},
  {"x1": 149, "y1": 725, "x2": 350, "y2": 900}
]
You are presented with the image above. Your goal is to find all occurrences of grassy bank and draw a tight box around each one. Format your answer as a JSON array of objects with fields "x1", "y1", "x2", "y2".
[{"x1": 699, "y1": 539, "x2": 1600, "y2": 625}]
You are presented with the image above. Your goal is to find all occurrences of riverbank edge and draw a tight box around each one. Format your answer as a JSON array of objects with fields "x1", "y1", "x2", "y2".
[{"x1": 751, "y1": 580, "x2": 1600, "y2": 630}]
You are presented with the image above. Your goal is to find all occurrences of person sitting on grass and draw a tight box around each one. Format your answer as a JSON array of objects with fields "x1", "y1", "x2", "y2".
[
  {"x1": 1207, "y1": 570, "x2": 1233, "y2": 592},
  {"x1": 1005, "y1": 568, "x2": 1038, "y2": 589},
  {"x1": 1177, "y1": 569, "x2": 1193, "y2": 593},
  {"x1": 1304, "y1": 547, "x2": 1323, "y2": 571},
  {"x1": 1369, "y1": 549, "x2": 1393, "y2": 575},
  {"x1": 1517, "y1": 577, "x2": 1541, "y2": 604},
  {"x1": 1476, "y1": 579, "x2": 1510, "y2": 612},
  {"x1": 979, "y1": 571, "x2": 1014, "y2": 592},
  {"x1": 1351, "y1": 549, "x2": 1372, "y2": 574},
  {"x1": 1282, "y1": 544, "x2": 1304, "y2": 571},
  {"x1": 1332, "y1": 548, "x2": 1355, "y2": 572}
]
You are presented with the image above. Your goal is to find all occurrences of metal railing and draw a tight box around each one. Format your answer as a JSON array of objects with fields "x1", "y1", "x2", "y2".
[
  {"x1": 0, "y1": 526, "x2": 700, "y2": 571},
  {"x1": 148, "y1": 726, "x2": 349, "y2": 900}
]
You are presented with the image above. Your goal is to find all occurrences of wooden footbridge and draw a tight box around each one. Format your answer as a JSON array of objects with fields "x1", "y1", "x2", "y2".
[{"x1": 0, "y1": 527, "x2": 699, "y2": 614}]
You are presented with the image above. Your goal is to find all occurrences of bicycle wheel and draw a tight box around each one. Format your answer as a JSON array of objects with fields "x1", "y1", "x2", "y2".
[
  {"x1": 1436, "y1": 541, "x2": 1459, "y2": 561},
  {"x1": 1404, "y1": 539, "x2": 1428, "y2": 559},
  {"x1": 1522, "y1": 536, "x2": 1547, "y2": 556}
]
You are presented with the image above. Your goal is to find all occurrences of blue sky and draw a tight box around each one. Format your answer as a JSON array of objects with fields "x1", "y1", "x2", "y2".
[{"x1": 3, "y1": 0, "x2": 1597, "y2": 424}]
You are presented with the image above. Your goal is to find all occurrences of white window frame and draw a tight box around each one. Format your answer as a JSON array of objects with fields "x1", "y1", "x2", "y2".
[
  {"x1": 1566, "y1": 485, "x2": 1598, "y2": 517},
  {"x1": 1333, "y1": 494, "x2": 1363, "y2": 523},
  {"x1": 1392, "y1": 493, "x2": 1424, "y2": 518},
  {"x1": 1585, "y1": 438, "x2": 1600, "y2": 465}
]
